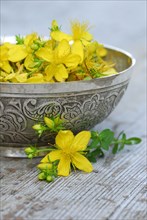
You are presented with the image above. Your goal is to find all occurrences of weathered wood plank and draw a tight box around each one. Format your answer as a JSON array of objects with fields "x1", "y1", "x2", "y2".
[{"x1": 1, "y1": 137, "x2": 146, "y2": 220}]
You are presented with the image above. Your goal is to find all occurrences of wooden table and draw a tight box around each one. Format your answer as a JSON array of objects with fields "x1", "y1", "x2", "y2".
[{"x1": 0, "y1": 44, "x2": 146, "y2": 220}]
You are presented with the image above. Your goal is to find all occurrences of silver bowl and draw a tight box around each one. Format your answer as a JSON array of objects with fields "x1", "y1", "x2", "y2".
[{"x1": 0, "y1": 45, "x2": 135, "y2": 157}]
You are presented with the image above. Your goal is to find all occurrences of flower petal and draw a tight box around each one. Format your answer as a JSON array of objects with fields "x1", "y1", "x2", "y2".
[
  {"x1": 24, "y1": 33, "x2": 38, "y2": 46},
  {"x1": 54, "y1": 64, "x2": 68, "y2": 82},
  {"x1": 64, "y1": 54, "x2": 81, "y2": 68},
  {"x1": 71, "y1": 131, "x2": 91, "y2": 152},
  {"x1": 72, "y1": 152, "x2": 93, "y2": 173},
  {"x1": 82, "y1": 32, "x2": 93, "y2": 41},
  {"x1": 51, "y1": 31, "x2": 72, "y2": 42},
  {"x1": 45, "y1": 64, "x2": 55, "y2": 81},
  {"x1": 55, "y1": 130, "x2": 74, "y2": 150},
  {"x1": 15, "y1": 73, "x2": 28, "y2": 83},
  {"x1": 40, "y1": 153, "x2": 50, "y2": 163},
  {"x1": 0, "y1": 61, "x2": 12, "y2": 73},
  {"x1": 8, "y1": 45, "x2": 27, "y2": 62},
  {"x1": 57, "y1": 154, "x2": 71, "y2": 176},
  {"x1": 26, "y1": 74, "x2": 44, "y2": 83},
  {"x1": 24, "y1": 54, "x2": 36, "y2": 71},
  {"x1": 35, "y1": 48, "x2": 53, "y2": 62},
  {"x1": 48, "y1": 150, "x2": 62, "y2": 162},
  {"x1": 56, "y1": 39, "x2": 70, "y2": 58},
  {"x1": 72, "y1": 41, "x2": 84, "y2": 63}
]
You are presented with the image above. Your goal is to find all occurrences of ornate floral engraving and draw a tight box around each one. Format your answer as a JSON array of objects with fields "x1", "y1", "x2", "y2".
[{"x1": 0, "y1": 83, "x2": 128, "y2": 147}]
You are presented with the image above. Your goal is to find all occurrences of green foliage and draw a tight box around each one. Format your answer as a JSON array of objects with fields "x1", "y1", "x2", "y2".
[
  {"x1": 15, "y1": 35, "x2": 24, "y2": 45},
  {"x1": 24, "y1": 114, "x2": 142, "y2": 183},
  {"x1": 86, "y1": 129, "x2": 142, "y2": 162}
]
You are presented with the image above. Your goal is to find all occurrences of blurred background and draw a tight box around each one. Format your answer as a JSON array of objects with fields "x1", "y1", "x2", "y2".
[
  {"x1": 1, "y1": 0, "x2": 146, "y2": 132},
  {"x1": 1, "y1": 1, "x2": 146, "y2": 51}
]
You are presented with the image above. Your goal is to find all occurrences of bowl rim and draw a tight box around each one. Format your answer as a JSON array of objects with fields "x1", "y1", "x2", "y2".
[{"x1": 0, "y1": 42, "x2": 136, "y2": 86}]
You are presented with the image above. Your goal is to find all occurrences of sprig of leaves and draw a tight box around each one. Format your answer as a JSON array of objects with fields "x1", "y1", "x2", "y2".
[
  {"x1": 24, "y1": 115, "x2": 142, "y2": 183},
  {"x1": 15, "y1": 35, "x2": 24, "y2": 45},
  {"x1": 85, "y1": 129, "x2": 141, "y2": 162}
]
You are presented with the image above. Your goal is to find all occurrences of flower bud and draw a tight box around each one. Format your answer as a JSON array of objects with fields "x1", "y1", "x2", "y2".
[
  {"x1": 32, "y1": 124, "x2": 42, "y2": 130},
  {"x1": 31, "y1": 44, "x2": 39, "y2": 50},
  {"x1": 37, "y1": 163, "x2": 52, "y2": 170},
  {"x1": 38, "y1": 172, "x2": 46, "y2": 180},
  {"x1": 46, "y1": 175, "x2": 54, "y2": 182},
  {"x1": 25, "y1": 147, "x2": 34, "y2": 154},
  {"x1": 44, "y1": 117, "x2": 54, "y2": 129},
  {"x1": 27, "y1": 154, "x2": 33, "y2": 159}
]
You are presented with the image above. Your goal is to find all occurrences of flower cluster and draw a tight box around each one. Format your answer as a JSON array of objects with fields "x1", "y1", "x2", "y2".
[
  {"x1": 25, "y1": 116, "x2": 141, "y2": 183},
  {"x1": 0, "y1": 20, "x2": 117, "y2": 83}
]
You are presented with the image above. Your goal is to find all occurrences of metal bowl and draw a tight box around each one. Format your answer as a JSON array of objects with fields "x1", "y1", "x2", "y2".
[{"x1": 0, "y1": 45, "x2": 135, "y2": 157}]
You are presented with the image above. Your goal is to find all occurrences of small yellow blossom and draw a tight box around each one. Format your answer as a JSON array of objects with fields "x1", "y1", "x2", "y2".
[
  {"x1": 50, "y1": 20, "x2": 72, "y2": 42},
  {"x1": 0, "y1": 20, "x2": 118, "y2": 83},
  {"x1": 51, "y1": 20, "x2": 92, "y2": 45},
  {"x1": 71, "y1": 21, "x2": 93, "y2": 45},
  {"x1": 50, "y1": 21, "x2": 93, "y2": 62},
  {"x1": 36, "y1": 39, "x2": 81, "y2": 82},
  {"x1": 24, "y1": 33, "x2": 38, "y2": 48},
  {"x1": 41, "y1": 130, "x2": 93, "y2": 176}
]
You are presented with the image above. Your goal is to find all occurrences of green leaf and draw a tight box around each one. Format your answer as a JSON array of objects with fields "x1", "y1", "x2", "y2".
[
  {"x1": 15, "y1": 35, "x2": 24, "y2": 45},
  {"x1": 88, "y1": 138, "x2": 100, "y2": 149},
  {"x1": 112, "y1": 143, "x2": 118, "y2": 154},
  {"x1": 99, "y1": 129, "x2": 114, "y2": 150},
  {"x1": 86, "y1": 148, "x2": 104, "y2": 162},
  {"x1": 87, "y1": 156, "x2": 97, "y2": 163},
  {"x1": 118, "y1": 142, "x2": 125, "y2": 151},
  {"x1": 125, "y1": 137, "x2": 142, "y2": 145},
  {"x1": 91, "y1": 131, "x2": 99, "y2": 139},
  {"x1": 118, "y1": 133, "x2": 126, "y2": 151}
]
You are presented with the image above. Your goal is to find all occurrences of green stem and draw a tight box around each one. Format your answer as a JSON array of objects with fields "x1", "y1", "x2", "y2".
[
  {"x1": 111, "y1": 140, "x2": 125, "y2": 145},
  {"x1": 36, "y1": 148, "x2": 55, "y2": 153}
]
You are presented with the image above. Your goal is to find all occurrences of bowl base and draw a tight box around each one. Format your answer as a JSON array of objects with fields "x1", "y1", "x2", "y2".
[{"x1": 0, "y1": 146, "x2": 46, "y2": 158}]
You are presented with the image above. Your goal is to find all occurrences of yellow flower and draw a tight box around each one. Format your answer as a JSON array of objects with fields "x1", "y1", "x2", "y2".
[
  {"x1": 50, "y1": 20, "x2": 93, "y2": 62},
  {"x1": 41, "y1": 130, "x2": 93, "y2": 176},
  {"x1": 50, "y1": 20, "x2": 72, "y2": 42},
  {"x1": 36, "y1": 39, "x2": 81, "y2": 82},
  {"x1": 24, "y1": 33, "x2": 38, "y2": 49},
  {"x1": 71, "y1": 21, "x2": 93, "y2": 45},
  {"x1": 51, "y1": 20, "x2": 92, "y2": 45}
]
